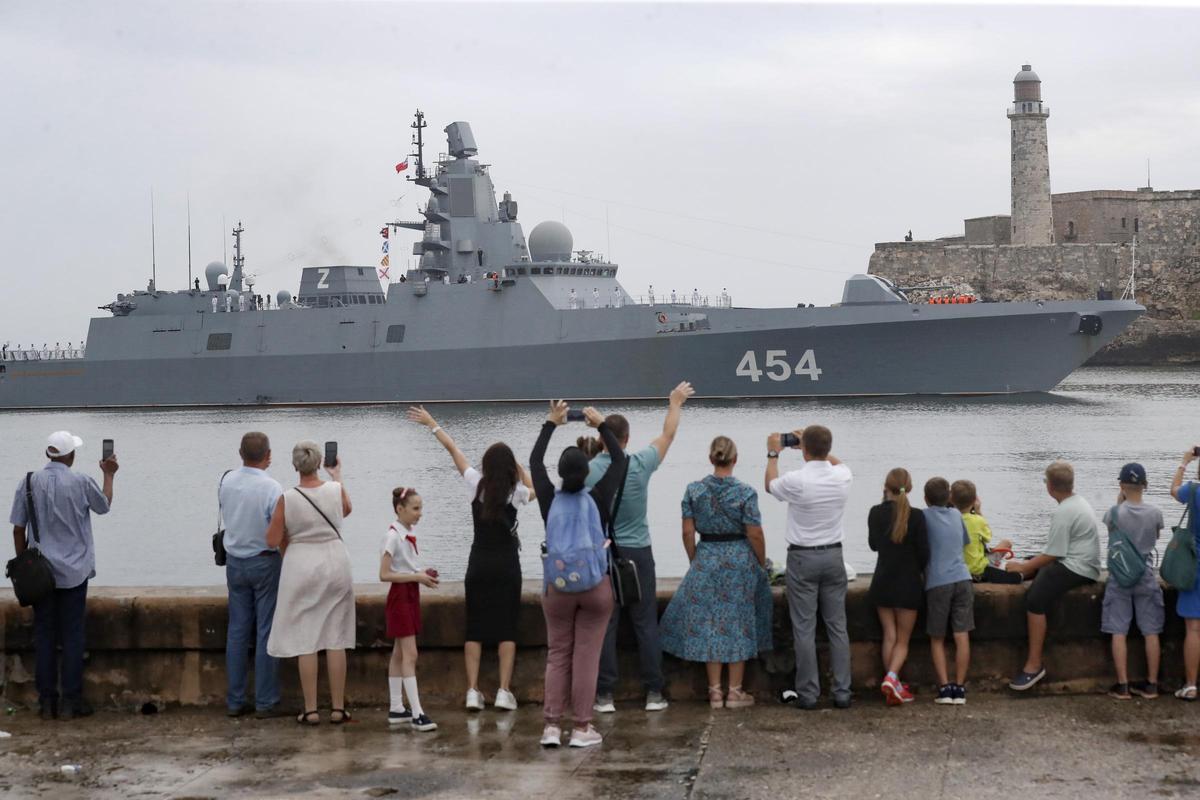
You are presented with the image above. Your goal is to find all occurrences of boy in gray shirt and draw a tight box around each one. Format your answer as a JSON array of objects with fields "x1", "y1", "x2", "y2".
[{"x1": 1102, "y1": 462, "x2": 1164, "y2": 700}]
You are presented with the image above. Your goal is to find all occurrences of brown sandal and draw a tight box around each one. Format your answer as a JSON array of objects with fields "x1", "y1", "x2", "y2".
[
  {"x1": 296, "y1": 710, "x2": 320, "y2": 725},
  {"x1": 708, "y1": 686, "x2": 724, "y2": 709},
  {"x1": 725, "y1": 687, "x2": 756, "y2": 709}
]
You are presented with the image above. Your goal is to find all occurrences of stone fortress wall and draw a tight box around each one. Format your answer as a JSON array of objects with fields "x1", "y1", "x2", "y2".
[{"x1": 869, "y1": 66, "x2": 1200, "y2": 365}]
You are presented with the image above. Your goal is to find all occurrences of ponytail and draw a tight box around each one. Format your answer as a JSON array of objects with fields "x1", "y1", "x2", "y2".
[{"x1": 884, "y1": 467, "x2": 913, "y2": 544}]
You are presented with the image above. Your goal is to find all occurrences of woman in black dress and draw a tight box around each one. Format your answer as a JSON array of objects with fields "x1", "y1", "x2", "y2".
[
  {"x1": 868, "y1": 467, "x2": 929, "y2": 705},
  {"x1": 408, "y1": 406, "x2": 535, "y2": 712}
]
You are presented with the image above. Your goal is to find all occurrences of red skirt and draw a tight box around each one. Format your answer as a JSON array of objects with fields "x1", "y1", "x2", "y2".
[{"x1": 386, "y1": 582, "x2": 422, "y2": 638}]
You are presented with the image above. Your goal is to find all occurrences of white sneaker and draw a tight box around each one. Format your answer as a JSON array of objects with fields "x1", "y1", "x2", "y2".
[
  {"x1": 644, "y1": 691, "x2": 669, "y2": 712},
  {"x1": 465, "y1": 688, "x2": 485, "y2": 711},
  {"x1": 593, "y1": 694, "x2": 616, "y2": 714},
  {"x1": 540, "y1": 724, "x2": 562, "y2": 748},
  {"x1": 494, "y1": 688, "x2": 518, "y2": 711},
  {"x1": 568, "y1": 725, "x2": 603, "y2": 748}
]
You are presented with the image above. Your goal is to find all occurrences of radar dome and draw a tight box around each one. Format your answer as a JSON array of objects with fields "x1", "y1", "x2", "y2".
[
  {"x1": 276, "y1": 290, "x2": 292, "y2": 307},
  {"x1": 529, "y1": 221, "x2": 573, "y2": 263},
  {"x1": 205, "y1": 261, "x2": 229, "y2": 291}
]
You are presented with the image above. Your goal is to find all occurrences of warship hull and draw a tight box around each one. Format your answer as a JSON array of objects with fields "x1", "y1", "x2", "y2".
[{"x1": 0, "y1": 279, "x2": 1143, "y2": 409}]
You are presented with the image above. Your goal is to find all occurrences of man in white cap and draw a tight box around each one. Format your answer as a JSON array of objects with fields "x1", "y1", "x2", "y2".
[{"x1": 9, "y1": 431, "x2": 118, "y2": 720}]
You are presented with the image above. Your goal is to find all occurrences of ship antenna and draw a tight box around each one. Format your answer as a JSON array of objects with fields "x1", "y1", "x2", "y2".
[
  {"x1": 187, "y1": 192, "x2": 193, "y2": 288},
  {"x1": 150, "y1": 188, "x2": 157, "y2": 292}
]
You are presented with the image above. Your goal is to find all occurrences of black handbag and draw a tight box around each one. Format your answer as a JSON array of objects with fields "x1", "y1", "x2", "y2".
[
  {"x1": 212, "y1": 470, "x2": 231, "y2": 566},
  {"x1": 606, "y1": 459, "x2": 642, "y2": 608},
  {"x1": 5, "y1": 472, "x2": 56, "y2": 607}
]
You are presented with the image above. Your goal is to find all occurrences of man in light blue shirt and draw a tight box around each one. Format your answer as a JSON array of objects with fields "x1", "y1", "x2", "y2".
[
  {"x1": 586, "y1": 381, "x2": 693, "y2": 713},
  {"x1": 10, "y1": 430, "x2": 117, "y2": 720},
  {"x1": 219, "y1": 432, "x2": 284, "y2": 717}
]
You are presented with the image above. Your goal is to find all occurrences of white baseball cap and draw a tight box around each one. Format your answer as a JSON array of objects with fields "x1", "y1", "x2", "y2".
[{"x1": 46, "y1": 430, "x2": 84, "y2": 457}]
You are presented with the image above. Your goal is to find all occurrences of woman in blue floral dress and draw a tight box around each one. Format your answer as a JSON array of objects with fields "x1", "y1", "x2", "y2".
[{"x1": 659, "y1": 436, "x2": 772, "y2": 710}]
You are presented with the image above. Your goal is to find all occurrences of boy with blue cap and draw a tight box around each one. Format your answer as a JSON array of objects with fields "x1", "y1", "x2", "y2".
[{"x1": 1102, "y1": 462, "x2": 1164, "y2": 700}]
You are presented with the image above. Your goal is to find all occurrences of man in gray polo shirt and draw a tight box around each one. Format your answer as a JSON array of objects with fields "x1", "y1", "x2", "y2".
[
  {"x1": 10, "y1": 431, "x2": 117, "y2": 720},
  {"x1": 219, "y1": 432, "x2": 284, "y2": 717}
]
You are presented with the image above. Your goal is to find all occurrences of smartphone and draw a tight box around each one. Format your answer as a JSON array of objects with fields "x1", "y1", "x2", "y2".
[
  {"x1": 102, "y1": 439, "x2": 114, "y2": 460},
  {"x1": 1194, "y1": 446, "x2": 1200, "y2": 457},
  {"x1": 566, "y1": 410, "x2": 586, "y2": 422},
  {"x1": 324, "y1": 441, "x2": 338, "y2": 468},
  {"x1": 780, "y1": 432, "x2": 800, "y2": 449}
]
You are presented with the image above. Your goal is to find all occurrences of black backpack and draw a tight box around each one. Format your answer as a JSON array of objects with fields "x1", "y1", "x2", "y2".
[{"x1": 5, "y1": 473, "x2": 56, "y2": 607}]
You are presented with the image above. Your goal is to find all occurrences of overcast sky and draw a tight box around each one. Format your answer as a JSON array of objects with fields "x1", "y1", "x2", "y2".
[{"x1": 2, "y1": 1, "x2": 1198, "y2": 346}]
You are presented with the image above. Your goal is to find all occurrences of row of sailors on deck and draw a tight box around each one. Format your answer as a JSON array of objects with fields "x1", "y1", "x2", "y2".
[{"x1": 1, "y1": 343, "x2": 85, "y2": 361}]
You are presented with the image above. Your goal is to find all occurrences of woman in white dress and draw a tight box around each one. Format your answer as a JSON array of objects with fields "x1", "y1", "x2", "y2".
[{"x1": 266, "y1": 440, "x2": 356, "y2": 725}]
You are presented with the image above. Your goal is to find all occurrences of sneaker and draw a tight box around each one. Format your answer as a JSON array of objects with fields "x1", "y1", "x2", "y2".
[
  {"x1": 778, "y1": 688, "x2": 799, "y2": 706},
  {"x1": 59, "y1": 700, "x2": 94, "y2": 720},
  {"x1": 881, "y1": 675, "x2": 905, "y2": 706},
  {"x1": 387, "y1": 710, "x2": 412, "y2": 726},
  {"x1": 1108, "y1": 682, "x2": 1131, "y2": 700},
  {"x1": 411, "y1": 713, "x2": 438, "y2": 732},
  {"x1": 644, "y1": 691, "x2": 669, "y2": 712},
  {"x1": 898, "y1": 684, "x2": 914, "y2": 703},
  {"x1": 568, "y1": 725, "x2": 603, "y2": 748},
  {"x1": 953, "y1": 684, "x2": 967, "y2": 705},
  {"x1": 1175, "y1": 684, "x2": 1197, "y2": 701},
  {"x1": 935, "y1": 684, "x2": 956, "y2": 705},
  {"x1": 465, "y1": 688, "x2": 485, "y2": 711},
  {"x1": 593, "y1": 694, "x2": 616, "y2": 714},
  {"x1": 494, "y1": 688, "x2": 518, "y2": 711},
  {"x1": 833, "y1": 696, "x2": 852, "y2": 710},
  {"x1": 1008, "y1": 667, "x2": 1046, "y2": 692},
  {"x1": 226, "y1": 704, "x2": 253, "y2": 718},
  {"x1": 540, "y1": 724, "x2": 562, "y2": 748},
  {"x1": 1130, "y1": 681, "x2": 1159, "y2": 699}
]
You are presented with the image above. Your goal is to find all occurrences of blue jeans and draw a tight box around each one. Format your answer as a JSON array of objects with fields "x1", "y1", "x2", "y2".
[
  {"x1": 225, "y1": 552, "x2": 282, "y2": 711},
  {"x1": 33, "y1": 580, "x2": 89, "y2": 707}
]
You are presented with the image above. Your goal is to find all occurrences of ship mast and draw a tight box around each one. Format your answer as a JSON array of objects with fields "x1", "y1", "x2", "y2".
[
  {"x1": 230, "y1": 221, "x2": 245, "y2": 292},
  {"x1": 409, "y1": 109, "x2": 431, "y2": 187}
]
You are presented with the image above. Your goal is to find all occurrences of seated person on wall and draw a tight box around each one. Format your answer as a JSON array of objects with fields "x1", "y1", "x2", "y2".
[
  {"x1": 1101, "y1": 463, "x2": 1164, "y2": 701},
  {"x1": 952, "y1": 480, "x2": 1020, "y2": 585},
  {"x1": 1005, "y1": 460, "x2": 1101, "y2": 692}
]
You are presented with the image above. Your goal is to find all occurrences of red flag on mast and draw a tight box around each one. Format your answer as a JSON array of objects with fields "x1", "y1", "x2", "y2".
[
  {"x1": 379, "y1": 226, "x2": 389, "y2": 239},
  {"x1": 395, "y1": 160, "x2": 409, "y2": 173}
]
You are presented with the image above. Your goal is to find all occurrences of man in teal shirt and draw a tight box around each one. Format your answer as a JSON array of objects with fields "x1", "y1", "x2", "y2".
[{"x1": 586, "y1": 381, "x2": 693, "y2": 713}]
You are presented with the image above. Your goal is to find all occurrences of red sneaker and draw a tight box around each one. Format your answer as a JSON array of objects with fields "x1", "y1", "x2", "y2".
[{"x1": 881, "y1": 675, "x2": 904, "y2": 706}]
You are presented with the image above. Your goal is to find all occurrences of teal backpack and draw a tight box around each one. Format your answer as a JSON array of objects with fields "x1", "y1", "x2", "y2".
[{"x1": 1106, "y1": 508, "x2": 1149, "y2": 590}]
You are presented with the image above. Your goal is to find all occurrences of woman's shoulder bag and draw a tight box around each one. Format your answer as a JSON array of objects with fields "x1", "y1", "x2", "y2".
[
  {"x1": 5, "y1": 473, "x2": 57, "y2": 607},
  {"x1": 607, "y1": 459, "x2": 642, "y2": 608},
  {"x1": 1160, "y1": 500, "x2": 1196, "y2": 591}
]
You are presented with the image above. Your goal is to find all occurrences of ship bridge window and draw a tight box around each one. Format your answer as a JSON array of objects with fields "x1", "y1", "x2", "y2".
[
  {"x1": 357, "y1": 294, "x2": 367, "y2": 304},
  {"x1": 357, "y1": 268, "x2": 364, "y2": 276},
  {"x1": 531, "y1": 267, "x2": 542, "y2": 275},
  {"x1": 317, "y1": 297, "x2": 329, "y2": 308},
  {"x1": 206, "y1": 333, "x2": 232, "y2": 351},
  {"x1": 386, "y1": 324, "x2": 406, "y2": 343},
  {"x1": 518, "y1": 267, "x2": 527, "y2": 276}
]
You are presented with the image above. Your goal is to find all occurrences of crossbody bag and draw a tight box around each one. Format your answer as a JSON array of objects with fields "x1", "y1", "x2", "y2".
[
  {"x1": 606, "y1": 459, "x2": 642, "y2": 608},
  {"x1": 295, "y1": 487, "x2": 343, "y2": 539},
  {"x1": 212, "y1": 470, "x2": 232, "y2": 566},
  {"x1": 5, "y1": 473, "x2": 56, "y2": 607}
]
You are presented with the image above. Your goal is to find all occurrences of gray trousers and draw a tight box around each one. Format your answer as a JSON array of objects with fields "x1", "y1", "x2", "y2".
[
  {"x1": 785, "y1": 548, "x2": 852, "y2": 704},
  {"x1": 597, "y1": 546, "x2": 664, "y2": 696}
]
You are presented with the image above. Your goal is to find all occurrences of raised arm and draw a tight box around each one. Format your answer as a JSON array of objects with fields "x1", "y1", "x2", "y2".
[
  {"x1": 99, "y1": 455, "x2": 118, "y2": 504},
  {"x1": 517, "y1": 462, "x2": 536, "y2": 502},
  {"x1": 650, "y1": 381, "x2": 694, "y2": 462},
  {"x1": 530, "y1": 400, "x2": 568, "y2": 521},
  {"x1": 326, "y1": 459, "x2": 352, "y2": 517},
  {"x1": 1173, "y1": 448, "x2": 1197, "y2": 501},
  {"x1": 588, "y1": 409, "x2": 627, "y2": 510},
  {"x1": 408, "y1": 406, "x2": 471, "y2": 476}
]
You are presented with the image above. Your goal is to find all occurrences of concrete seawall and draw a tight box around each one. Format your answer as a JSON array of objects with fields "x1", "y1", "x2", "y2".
[{"x1": 0, "y1": 579, "x2": 1187, "y2": 707}]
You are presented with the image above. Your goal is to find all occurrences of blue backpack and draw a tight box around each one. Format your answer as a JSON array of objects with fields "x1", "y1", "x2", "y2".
[
  {"x1": 1106, "y1": 514, "x2": 1149, "y2": 590},
  {"x1": 542, "y1": 490, "x2": 607, "y2": 593}
]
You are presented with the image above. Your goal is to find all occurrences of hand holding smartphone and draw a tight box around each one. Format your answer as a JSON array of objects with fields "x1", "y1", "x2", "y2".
[
  {"x1": 780, "y1": 432, "x2": 800, "y2": 449},
  {"x1": 566, "y1": 410, "x2": 586, "y2": 422},
  {"x1": 102, "y1": 439, "x2": 114, "y2": 460},
  {"x1": 324, "y1": 441, "x2": 338, "y2": 469}
]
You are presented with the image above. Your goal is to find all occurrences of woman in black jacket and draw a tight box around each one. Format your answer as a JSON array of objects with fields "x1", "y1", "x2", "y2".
[{"x1": 529, "y1": 400, "x2": 626, "y2": 749}]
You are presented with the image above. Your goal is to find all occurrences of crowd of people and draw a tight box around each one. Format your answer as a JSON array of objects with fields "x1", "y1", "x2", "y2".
[{"x1": 8, "y1": 402, "x2": 1200, "y2": 749}]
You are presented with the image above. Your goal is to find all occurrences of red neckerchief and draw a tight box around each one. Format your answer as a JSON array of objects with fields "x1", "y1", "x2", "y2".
[{"x1": 391, "y1": 522, "x2": 418, "y2": 554}]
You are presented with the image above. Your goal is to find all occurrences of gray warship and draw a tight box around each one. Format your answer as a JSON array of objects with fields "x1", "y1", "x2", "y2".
[{"x1": 0, "y1": 112, "x2": 1143, "y2": 409}]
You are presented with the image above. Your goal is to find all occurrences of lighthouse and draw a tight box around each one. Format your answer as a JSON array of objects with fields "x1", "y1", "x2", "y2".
[{"x1": 1008, "y1": 65, "x2": 1054, "y2": 245}]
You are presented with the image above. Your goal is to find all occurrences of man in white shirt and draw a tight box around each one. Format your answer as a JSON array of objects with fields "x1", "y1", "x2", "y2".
[{"x1": 765, "y1": 425, "x2": 853, "y2": 710}]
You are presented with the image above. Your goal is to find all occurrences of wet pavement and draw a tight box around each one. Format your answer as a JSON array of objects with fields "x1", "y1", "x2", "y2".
[{"x1": 1, "y1": 692, "x2": 1199, "y2": 799}]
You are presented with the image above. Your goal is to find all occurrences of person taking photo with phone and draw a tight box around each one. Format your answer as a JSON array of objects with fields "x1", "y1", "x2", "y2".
[
  {"x1": 1171, "y1": 445, "x2": 1200, "y2": 700},
  {"x1": 9, "y1": 431, "x2": 117, "y2": 721}
]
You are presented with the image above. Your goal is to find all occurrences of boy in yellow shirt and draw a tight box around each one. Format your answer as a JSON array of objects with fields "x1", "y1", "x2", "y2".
[{"x1": 952, "y1": 480, "x2": 1021, "y2": 584}]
